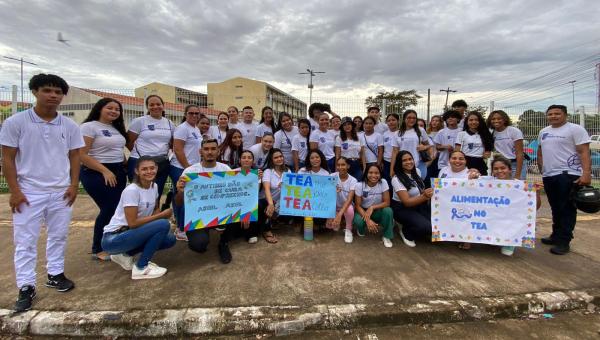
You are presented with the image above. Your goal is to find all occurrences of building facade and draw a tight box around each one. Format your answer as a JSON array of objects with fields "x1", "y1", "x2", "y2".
[
  {"x1": 135, "y1": 82, "x2": 207, "y2": 107},
  {"x1": 207, "y1": 77, "x2": 307, "y2": 120}
]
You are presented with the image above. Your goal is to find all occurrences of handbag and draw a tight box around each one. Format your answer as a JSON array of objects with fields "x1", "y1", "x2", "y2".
[{"x1": 415, "y1": 128, "x2": 432, "y2": 162}]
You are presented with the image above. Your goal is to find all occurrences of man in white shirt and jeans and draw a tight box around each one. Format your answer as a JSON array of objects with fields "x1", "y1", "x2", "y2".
[{"x1": 0, "y1": 74, "x2": 84, "y2": 312}]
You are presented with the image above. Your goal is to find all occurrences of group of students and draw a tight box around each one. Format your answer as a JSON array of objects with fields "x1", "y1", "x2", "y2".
[{"x1": 0, "y1": 74, "x2": 593, "y2": 313}]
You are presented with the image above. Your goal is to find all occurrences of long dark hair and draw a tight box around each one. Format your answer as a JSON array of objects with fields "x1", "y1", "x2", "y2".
[
  {"x1": 304, "y1": 149, "x2": 328, "y2": 173},
  {"x1": 265, "y1": 148, "x2": 289, "y2": 172},
  {"x1": 399, "y1": 109, "x2": 420, "y2": 137},
  {"x1": 392, "y1": 150, "x2": 425, "y2": 191},
  {"x1": 361, "y1": 163, "x2": 383, "y2": 184},
  {"x1": 463, "y1": 111, "x2": 493, "y2": 151},
  {"x1": 340, "y1": 120, "x2": 358, "y2": 141},
  {"x1": 145, "y1": 94, "x2": 165, "y2": 117},
  {"x1": 133, "y1": 155, "x2": 157, "y2": 187},
  {"x1": 277, "y1": 112, "x2": 292, "y2": 132},
  {"x1": 259, "y1": 106, "x2": 277, "y2": 131},
  {"x1": 217, "y1": 112, "x2": 230, "y2": 132},
  {"x1": 219, "y1": 128, "x2": 243, "y2": 166},
  {"x1": 83, "y1": 98, "x2": 128, "y2": 142},
  {"x1": 297, "y1": 118, "x2": 311, "y2": 147}
]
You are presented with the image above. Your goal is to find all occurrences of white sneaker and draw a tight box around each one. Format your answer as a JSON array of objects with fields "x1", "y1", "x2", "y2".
[
  {"x1": 356, "y1": 229, "x2": 365, "y2": 237},
  {"x1": 110, "y1": 254, "x2": 134, "y2": 271},
  {"x1": 344, "y1": 230, "x2": 353, "y2": 244},
  {"x1": 501, "y1": 246, "x2": 515, "y2": 256},
  {"x1": 382, "y1": 237, "x2": 393, "y2": 248},
  {"x1": 131, "y1": 262, "x2": 167, "y2": 280},
  {"x1": 399, "y1": 230, "x2": 416, "y2": 248},
  {"x1": 175, "y1": 229, "x2": 188, "y2": 242},
  {"x1": 248, "y1": 236, "x2": 258, "y2": 244}
]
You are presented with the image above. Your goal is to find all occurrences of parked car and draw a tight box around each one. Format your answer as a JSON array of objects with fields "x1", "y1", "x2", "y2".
[
  {"x1": 524, "y1": 140, "x2": 600, "y2": 177},
  {"x1": 591, "y1": 135, "x2": 600, "y2": 151}
]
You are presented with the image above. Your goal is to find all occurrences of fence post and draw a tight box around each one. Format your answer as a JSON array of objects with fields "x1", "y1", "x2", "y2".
[
  {"x1": 143, "y1": 88, "x2": 148, "y2": 115},
  {"x1": 382, "y1": 99, "x2": 387, "y2": 116},
  {"x1": 11, "y1": 85, "x2": 18, "y2": 114},
  {"x1": 426, "y1": 88, "x2": 431, "y2": 121},
  {"x1": 490, "y1": 101, "x2": 494, "y2": 113}
]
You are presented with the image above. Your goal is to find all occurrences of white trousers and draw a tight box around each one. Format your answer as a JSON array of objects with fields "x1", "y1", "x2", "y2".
[{"x1": 13, "y1": 192, "x2": 72, "y2": 288}]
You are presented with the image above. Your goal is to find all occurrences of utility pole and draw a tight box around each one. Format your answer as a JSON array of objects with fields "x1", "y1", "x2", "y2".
[
  {"x1": 567, "y1": 80, "x2": 581, "y2": 128},
  {"x1": 426, "y1": 88, "x2": 431, "y2": 121},
  {"x1": 2, "y1": 56, "x2": 38, "y2": 105},
  {"x1": 440, "y1": 87, "x2": 457, "y2": 111},
  {"x1": 298, "y1": 68, "x2": 325, "y2": 106},
  {"x1": 596, "y1": 63, "x2": 600, "y2": 115}
]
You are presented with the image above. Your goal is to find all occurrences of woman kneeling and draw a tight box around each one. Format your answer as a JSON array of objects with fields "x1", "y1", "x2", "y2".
[{"x1": 102, "y1": 156, "x2": 175, "y2": 279}]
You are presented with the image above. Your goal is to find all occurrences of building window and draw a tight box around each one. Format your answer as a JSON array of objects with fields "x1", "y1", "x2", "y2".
[
  {"x1": 235, "y1": 96, "x2": 243, "y2": 99},
  {"x1": 235, "y1": 85, "x2": 243, "y2": 88}
]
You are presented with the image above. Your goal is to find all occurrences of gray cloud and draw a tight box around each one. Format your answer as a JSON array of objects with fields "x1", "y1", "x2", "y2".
[{"x1": 0, "y1": 0, "x2": 598, "y2": 108}]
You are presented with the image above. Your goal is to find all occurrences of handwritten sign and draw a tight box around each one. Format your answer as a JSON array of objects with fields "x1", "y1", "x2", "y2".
[
  {"x1": 279, "y1": 173, "x2": 337, "y2": 218},
  {"x1": 183, "y1": 170, "x2": 259, "y2": 231},
  {"x1": 431, "y1": 178, "x2": 536, "y2": 248}
]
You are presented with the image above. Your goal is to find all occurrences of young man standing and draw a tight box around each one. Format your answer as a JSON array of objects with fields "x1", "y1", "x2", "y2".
[
  {"x1": 238, "y1": 106, "x2": 258, "y2": 149},
  {"x1": 308, "y1": 102, "x2": 325, "y2": 132},
  {"x1": 0, "y1": 74, "x2": 84, "y2": 312},
  {"x1": 537, "y1": 104, "x2": 591, "y2": 255},
  {"x1": 367, "y1": 105, "x2": 388, "y2": 134},
  {"x1": 175, "y1": 138, "x2": 234, "y2": 263},
  {"x1": 451, "y1": 99, "x2": 468, "y2": 128}
]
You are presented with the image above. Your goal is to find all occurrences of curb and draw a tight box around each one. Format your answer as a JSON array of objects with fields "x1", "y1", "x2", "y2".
[{"x1": 1, "y1": 289, "x2": 598, "y2": 337}]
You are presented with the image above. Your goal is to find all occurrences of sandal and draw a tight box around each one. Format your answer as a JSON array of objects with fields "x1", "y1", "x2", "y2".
[
  {"x1": 263, "y1": 231, "x2": 278, "y2": 244},
  {"x1": 458, "y1": 242, "x2": 471, "y2": 250},
  {"x1": 92, "y1": 251, "x2": 111, "y2": 261}
]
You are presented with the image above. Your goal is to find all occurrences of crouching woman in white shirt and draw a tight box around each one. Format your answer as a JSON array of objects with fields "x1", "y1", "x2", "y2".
[{"x1": 102, "y1": 156, "x2": 175, "y2": 279}]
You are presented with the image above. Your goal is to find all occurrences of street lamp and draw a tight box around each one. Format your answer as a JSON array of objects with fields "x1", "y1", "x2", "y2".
[
  {"x1": 2, "y1": 56, "x2": 38, "y2": 105},
  {"x1": 298, "y1": 68, "x2": 325, "y2": 106}
]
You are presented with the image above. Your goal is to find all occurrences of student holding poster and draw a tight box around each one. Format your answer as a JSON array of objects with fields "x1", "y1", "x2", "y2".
[
  {"x1": 309, "y1": 113, "x2": 336, "y2": 172},
  {"x1": 260, "y1": 149, "x2": 291, "y2": 243},
  {"x1": 175, "y1": 138, "x2": 233, "y2": 263},
  {"x1": 328, "y1": 157, "x2": 358, "y2": 243},
  {"x1": 491, "y1": 156, "x2": 542, "y2": 256},
  {"x1": 390, "y1": 151, "x2": 433, "y2": 248},
  {"x1": 233, "y1": 150, "x2": 261, "y2": 244},
  {"x1": 353, "y1": 164, "x2": 395, "y2": 248}
]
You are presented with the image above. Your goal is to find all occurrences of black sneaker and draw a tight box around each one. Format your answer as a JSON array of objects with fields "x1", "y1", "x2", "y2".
[
  {"x1": 45, "y1": 273, "x2": 75, "y2": 292},
  {"x1": 14, "y1": 285, "x2": 36, "y2": 312},
  {"x1": 218, "y1": 243, "x2": 232, "y2": 264},
  {"x1": 541, "y1": 236, "x2": 555, "y2": 245},
  {"x1": 550, "y1": 244, "x2": 570, "y2": 255}
]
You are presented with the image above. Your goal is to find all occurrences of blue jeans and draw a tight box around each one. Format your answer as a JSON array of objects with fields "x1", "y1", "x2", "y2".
[
  {"x1": 391, "y1": 200, "x2": 432, "y2": 241},
  {"x1": 80, "y1": 163, "x2": 127, "y2": 254},
  {"x1": 542, "y1": 173, "x2": 579, "y2": 246},
  {"x1": 101, "y1": 219, "x2": 175, "y2": 268},
  {"x1": 326, "y1": 158, "x2": 335, "y2": 173},
  {"x1": 348, "y1": 159, "x2": 363, "y2": 181},
  {"x1": 511, "y1": 160, "x2": 527, "y2": 180},
  {"x1": 382, "y1": 160, "x2": 391, "y2": 187},
  {"x1": 417, "y1": 161, "x2": 428, "y2": 180},
  {"x1": 127, "y1": 157, "x2": 169, "y2": 198},
  {"x1": 169, "y1": 165, "x2": 185, "y2": 231}
]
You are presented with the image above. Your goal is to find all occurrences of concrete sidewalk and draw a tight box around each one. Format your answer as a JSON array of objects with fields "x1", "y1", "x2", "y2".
[{"x1": 0, "y1": 194, "x2": 599, "y2": 336}]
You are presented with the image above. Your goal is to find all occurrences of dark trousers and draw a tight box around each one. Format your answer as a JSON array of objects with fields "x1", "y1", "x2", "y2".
[
  {"x1": 326, "y1": 158, "x2": 336, "y2": 173},
  {"x1": 186, "y1": 223, "x2": 259, "y2": 253},
  {"x1": 465, "y1": 156, "x2": 488, "y2": 175},
  {"x1": 348, "y1": 159, "x2": 363, "y2": 181},
  {"x1": 543, "y1": 173, "x2": 579, "y2": 246},
  {"x1": 391, "y1": 200, "x2": 432, "y2": 241},
  {"x1": 382, "y1": 160, "x2": 391, "y2": 186},
  {"x1": 168, "y1": 165, "x2": 185, "y2": 231},
  {"x1": 80, "y1": 163, "x2": 127, "y2": 254},
  {"x1": 425, "y1": 159, "x2": 439, "y2": 188},
  {"x1": 127, "y1": 157, "x2": 170, "y2": 198},
  {"x1": 258, "y1": 199, "x2": 272, "y2": 233}
]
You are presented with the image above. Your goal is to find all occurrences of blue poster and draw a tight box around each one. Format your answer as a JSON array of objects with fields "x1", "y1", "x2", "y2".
[
  {"x1": 279, "y1": 173, "x2": 337, "y2": 218},
  {"x1": 183, "y1": 170, "x2": 259, "y2": 230}
]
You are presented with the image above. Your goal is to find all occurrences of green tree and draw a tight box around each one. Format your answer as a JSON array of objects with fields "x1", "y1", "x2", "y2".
[
  {"x1": 365, "y1": 90, "x2": 421, "y2": 114},
  {"x1": 468, "y1": 105, "x2": 488, "y2": 116},
  {"x1": 516, "y1": 109, "x2": 546, "y2": 140}
]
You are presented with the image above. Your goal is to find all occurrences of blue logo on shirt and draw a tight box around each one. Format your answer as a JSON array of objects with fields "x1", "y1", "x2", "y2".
[
  {"x1": 342, "y1": 142, "x2": 348, "y2": 150},
  {"x1": 320, "y1": 137, "x2": 325, "y2": 143},
  {"x1": 384, "y1": 137, "x2": 389, "y2": 142},
  {"x1": 148, "y1": 124, "x2": 155, "y2": 131},
  {"x1": 542, "y1": 132, "x2": 549, "y2": 140},
  {"x1": 300, "y1": 142, "x2": 306, "y2": 148},
  {"x1": 101, "y1": 130, "x2": 112, "y2": 137},
  {"x1": 192, "y1": 132, "x2": 198, "y2": 139},
  {"x1": 468, "y1": 143, "x2": 474, "y2": 150}
]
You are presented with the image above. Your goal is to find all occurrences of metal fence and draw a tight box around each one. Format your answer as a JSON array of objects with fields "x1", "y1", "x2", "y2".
[{"x1": 1, "y1": 85, "x2": 599, "y2": 190}]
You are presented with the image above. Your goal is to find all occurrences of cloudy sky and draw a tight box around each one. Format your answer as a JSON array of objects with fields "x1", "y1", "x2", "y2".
[{"x1": 0, "y1": 0, "x2": 598, "y2": 112}]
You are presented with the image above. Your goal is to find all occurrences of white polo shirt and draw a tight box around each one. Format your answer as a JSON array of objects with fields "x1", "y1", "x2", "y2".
[
  {"x1": 361, "y1": 131, "x2": 383, "y2": 163},
  {"x1": 438, "y1": 166, "x2": 469, "y2": 178},
  {"x1": 354, "y1": 181, "x2": 389, "y2": 209},
  {"x1": 492, "y1": 126, "x2": 524, "y2": 160},
  {"x1": 455, "y1": 131, "x2": 485, "y2": 158},
  {"x1": 538, "y1": 122, "x2": 590, "y2": 177},
  {"x1": 80, "y1": 120, "x2": 125, "y2": 163},
  {"x1": 128, "y1": 115, "x2": 173, "y2": 158},
  {"x1": 291, "y1": 134, "x2": 310, "y2": 164},
  {"x1": 171, "y1": 122, "x2": 202, "y2": 169},
  {"x1": 274, "y1": 127, "x2": 298, "y2": 166},
  {"x1": 104, "y1": 183, "x2": 158, "y2": 233},
  {"x1": 335, "y1": 135, "x2": 361, "y2": 159},
  {"x1": 332, "y1": 172, "x2": 357, "y2": 208},
  {"x1": 374, "y1": 122, "x2": 389, "y2": 134},
  {"x1": 393, "y1": 127, "x2": 429, "y2": 163},
  {"x1": 208, "y1": 126, "x2": 228, "y2": 146},
  {"x1": 309, "y1": 117, "x2": 319, "y2": 132},
  {"x1": 248, "y1": 143, "x2": 270, "y2": 169},
  {"x1": 382, "y1": 130, "x2": 397, "y2": 162},
  {"x1": 260, "y1": 168, "x2": 290, "y2": 200},
  {"x1": 433, "y1": 127, "x2": 461, "y2": 168},
  {"x1": 309, "y1": 129, "x2": 336, "y2": 160},
  {"x1": 238, "y1": 121, "x2": 259, "y2": 150},
  {"x1": 182, "y1": 162, "x2": 231, "y2": 176},
  {"x1": 255, "y1": 123, "x2": 273, "y2": 138},
  {"x1": 0, "y1": 108, "x2": 84, "y2": 193}
]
